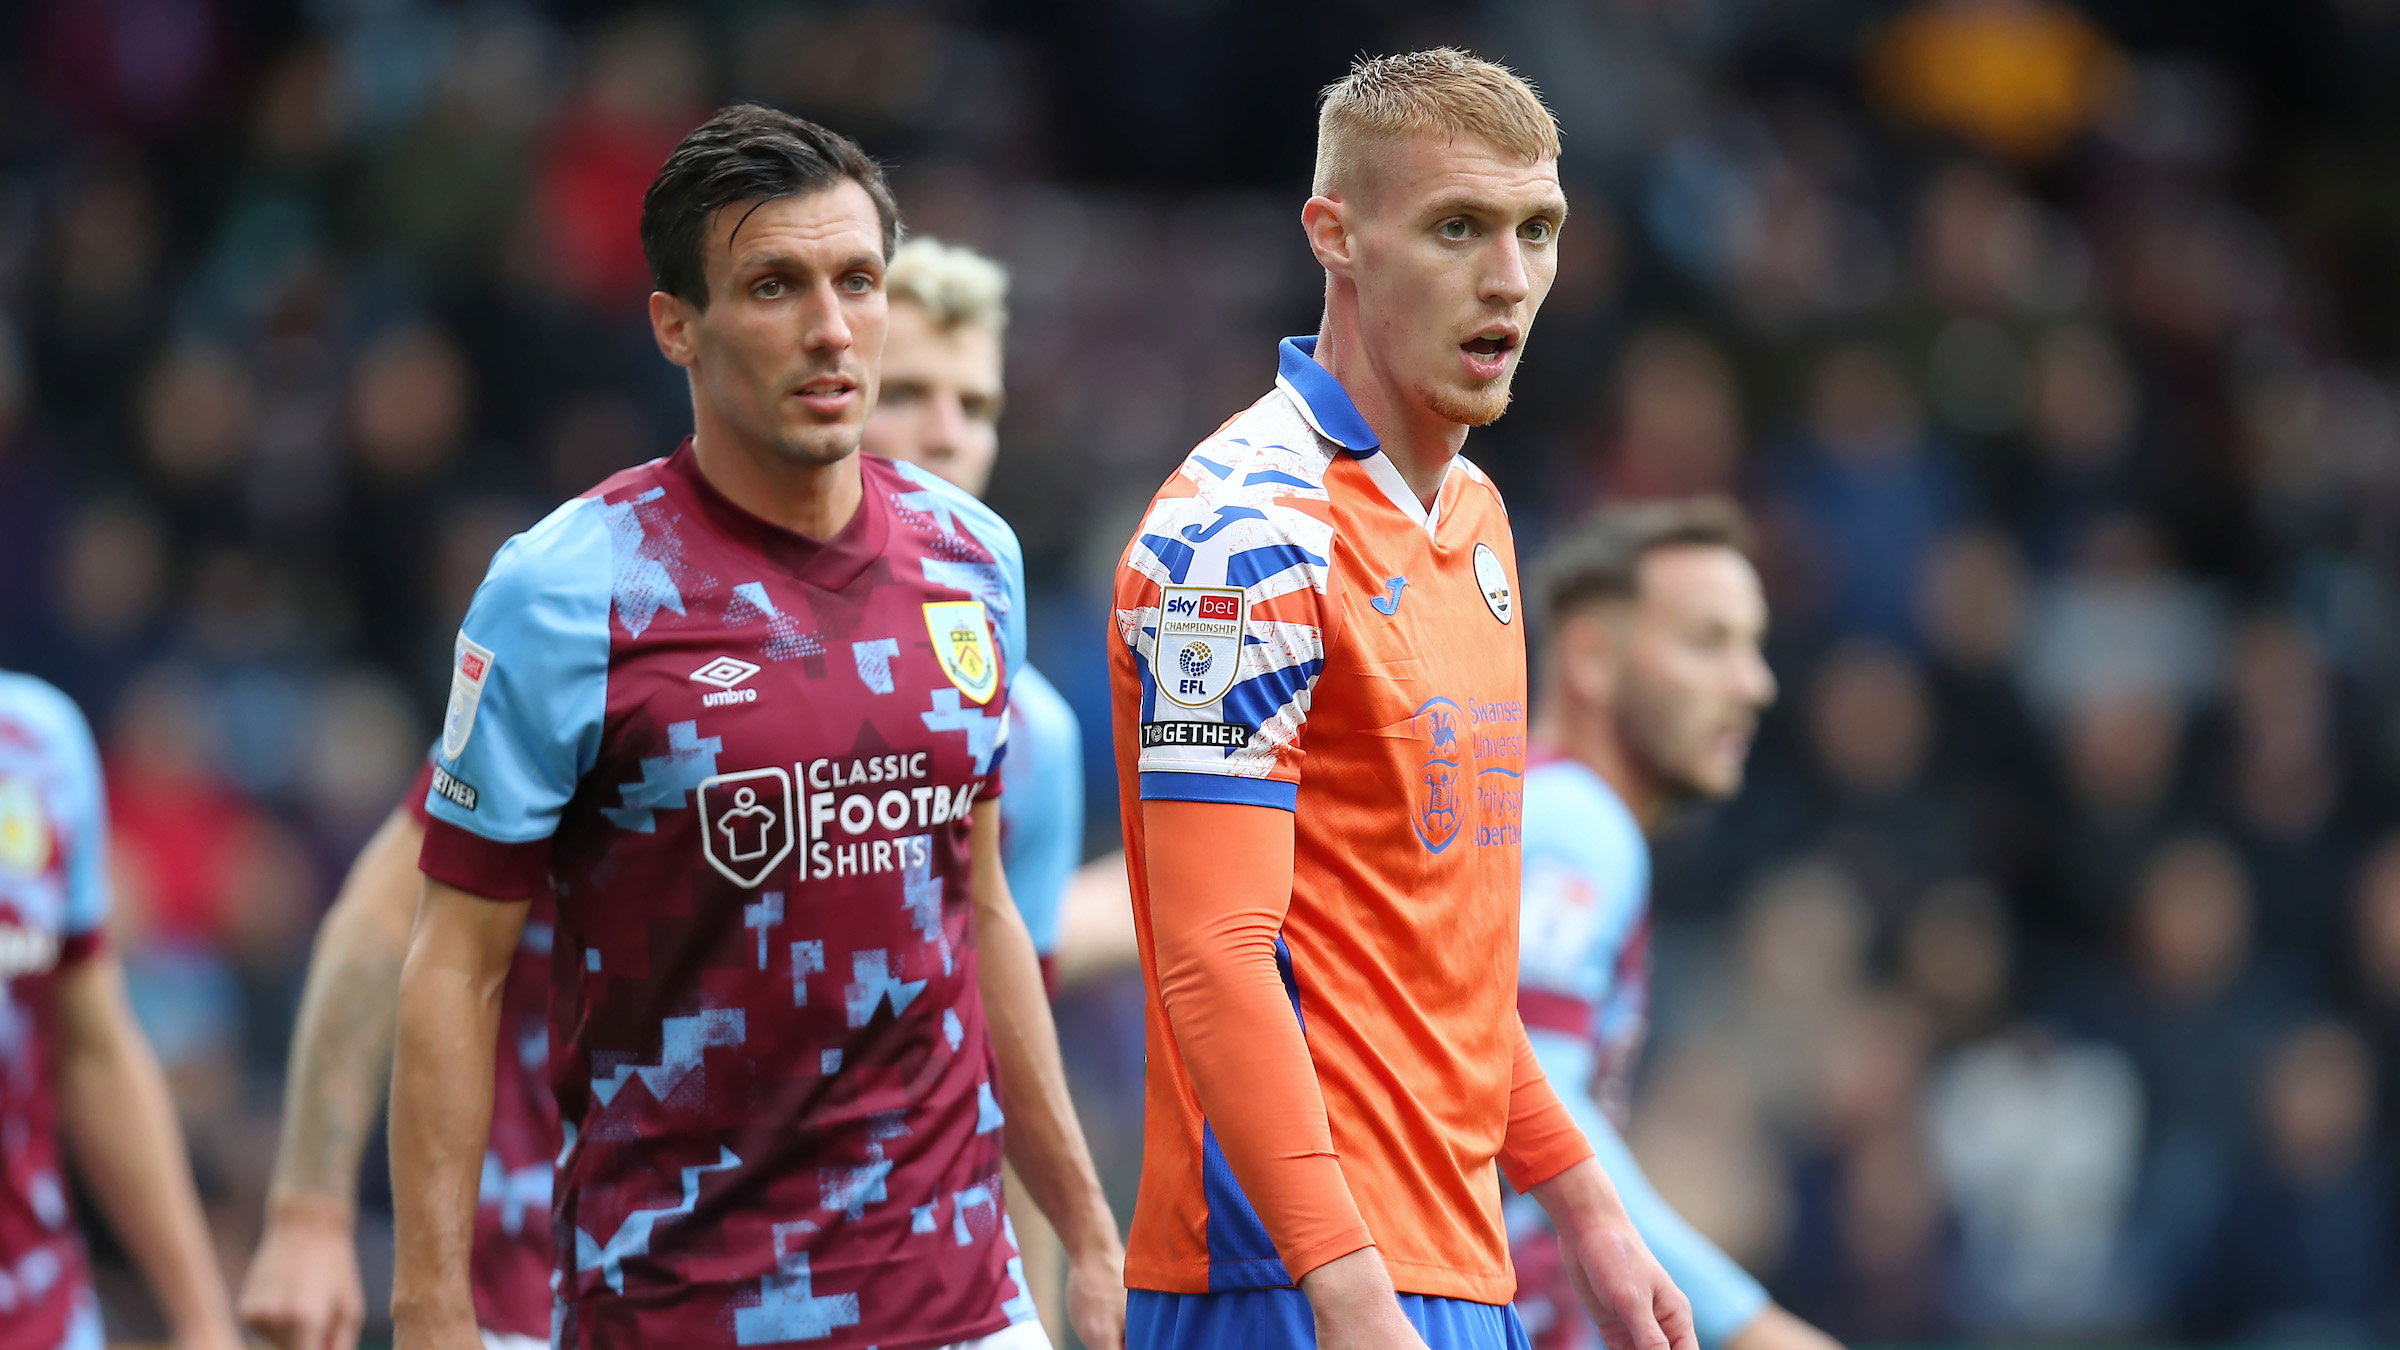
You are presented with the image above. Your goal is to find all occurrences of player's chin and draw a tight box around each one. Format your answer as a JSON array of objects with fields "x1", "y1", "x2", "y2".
[
  {"x1": 770, "y1": 423, "x2": 867, "y2": 467},
  {"x1": 1418, "y1": 374, "x2": 1514, "y2": 428}
]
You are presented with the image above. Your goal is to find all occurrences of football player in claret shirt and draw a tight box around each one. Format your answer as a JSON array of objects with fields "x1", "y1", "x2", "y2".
[
  {"x1": 0, "y1": 673, "x2": 242, "y2": 1350},
  {"x1": 387, "y1": 106, "x2": 1122, "y2": 1350},
  {"x1": 1109, "y1": 50, "x2": 1691, "y2": 1350},
  {"x1": 1507, "y1": 503, "x2": 1838, "y2": 1350},
  {"x1": 240, "y1": 757, "x2": 560, "y2": 1350},
  {"x1": 857, "y1": 236, "x2": 1086, "y2": 1342}
]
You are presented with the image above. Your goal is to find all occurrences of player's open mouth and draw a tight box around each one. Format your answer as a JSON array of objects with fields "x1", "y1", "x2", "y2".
[
  {"x1": 791, "y1": 377, "x2": 859, "y2": 416},
  {"x1": 1460, "y1": 330, "x2": 1517, "y2": 380}
]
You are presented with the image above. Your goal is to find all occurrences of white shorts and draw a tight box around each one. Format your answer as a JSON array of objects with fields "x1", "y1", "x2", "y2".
[{"x1": 483, "y1": 1319, "x2": 1051, "y2": 1350}]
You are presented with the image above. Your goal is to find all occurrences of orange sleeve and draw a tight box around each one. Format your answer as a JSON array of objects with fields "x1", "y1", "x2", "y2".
[
  {"x1": 1142, "y1": 799, "x2": 1373, "y2": 1282},
  {"x1": 1499, "y1": 1014, "x2": 1596, "y2": 1192}
]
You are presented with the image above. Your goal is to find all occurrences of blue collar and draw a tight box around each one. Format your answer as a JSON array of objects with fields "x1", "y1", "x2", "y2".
[{"x1": 1276, "y1": 336, "x2": 1379, "y2": 457}]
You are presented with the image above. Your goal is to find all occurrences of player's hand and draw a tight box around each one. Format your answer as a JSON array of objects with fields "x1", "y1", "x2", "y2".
[
  {"x1": 1537, "y1": 1161, "x2": 1695, "y2": 1350},
  {"x1": 1301, "y1": 1248, "x2": 1433, "y2": 1350},
  {"x1": 239, "y1": 1194, "x2": 366, "y2": 1350},
  {"x1": 1064, "y1": 1240, "x2": 1128, "y2": 1349}
]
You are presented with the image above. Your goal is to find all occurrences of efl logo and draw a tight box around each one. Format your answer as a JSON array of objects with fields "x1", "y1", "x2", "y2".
[
  {"x1": 1156, "y1": 586, "x2": 1244, "y2": 709},
  {"x1": 690, "y1": 656, "x2": 763, "y2": 707}
]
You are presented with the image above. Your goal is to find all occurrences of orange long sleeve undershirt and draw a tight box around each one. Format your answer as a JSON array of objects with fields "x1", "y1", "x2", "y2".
[
  {"x1": 1141, "y1": 799, "x2": 1372, "y2": 1283},
  {"x1": 1501, "y1": 1020, "x2": 1597, "y2": 1192}
]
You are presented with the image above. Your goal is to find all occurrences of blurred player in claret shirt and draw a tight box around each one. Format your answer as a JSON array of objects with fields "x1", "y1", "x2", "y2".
[
  {"x1": 240, "y1": 756, "x2": 559, "y2": 1350},
  {"x1": 385, "y1": 105, "x2": 1122, "y2": 1350},
  {"x1": 858, "y1": 237, "x2": 1087, "y2": 1343},
  {"x1": 0, "y1": 673, "x2": 243, "y2": 1350},
  {"x1": 1507, "y1": 503, "x2": 1838, "y2": 1350},
  {"x1": 1109, "y1": 49, "x2": 1693, "y2": 1350}
]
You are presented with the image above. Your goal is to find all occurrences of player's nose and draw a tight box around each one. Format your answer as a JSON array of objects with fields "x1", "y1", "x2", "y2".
[
  {"x1": 797, "y1": 279, "x2": 856, "y2": 354},
  {"x1": 1481, "y1": 235, "x2": 1533, "y2": 306}
]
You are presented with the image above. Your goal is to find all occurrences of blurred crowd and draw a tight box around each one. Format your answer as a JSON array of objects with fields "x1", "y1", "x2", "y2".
[{"x1": 2, "y1": 0, "x2": 2398, "y2": 1343}]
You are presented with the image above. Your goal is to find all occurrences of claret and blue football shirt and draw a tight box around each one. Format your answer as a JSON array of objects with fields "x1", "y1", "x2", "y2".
[
  {"x1": 418, "y1": 442, "x2": 1039, "y2": 1350},
  {"x1": 0, "y1": 673, "x2": 112, "y2": 1350},
  {"x1": 1511, "y1": 750, "x2": 1767, "y2": 1349}
]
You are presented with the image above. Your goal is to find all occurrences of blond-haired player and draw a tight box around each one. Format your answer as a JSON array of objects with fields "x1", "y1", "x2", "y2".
[
  {"x1": 861, "y1": 236, "x2": 1093, "y2": 1343},
  {"x1": 1109, "y1": 50, "x2": 1695, "y2": 1350}
]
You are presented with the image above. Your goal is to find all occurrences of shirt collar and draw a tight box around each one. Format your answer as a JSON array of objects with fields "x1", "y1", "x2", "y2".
[{"x1": 1275, "y1": 336, "x2": 1379, "y2": 457}]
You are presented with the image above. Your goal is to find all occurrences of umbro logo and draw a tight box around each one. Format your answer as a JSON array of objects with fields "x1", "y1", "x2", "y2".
[{"x1": 691, "y1": 656, "x2": 762, "y2": 707}]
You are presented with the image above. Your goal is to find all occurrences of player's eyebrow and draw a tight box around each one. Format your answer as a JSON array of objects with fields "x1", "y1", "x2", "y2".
[
  {"x1": 735, "y1": 249, "x2": 885, "y2": 279},
  {"x1": 1424, "y1": 190, "x2": 1569, "y2": 224}
]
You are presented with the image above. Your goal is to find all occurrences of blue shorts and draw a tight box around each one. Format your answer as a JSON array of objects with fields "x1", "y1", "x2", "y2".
[{"x1": 1129, "y1": 1288, "x2": 1531, "y2": 1350}]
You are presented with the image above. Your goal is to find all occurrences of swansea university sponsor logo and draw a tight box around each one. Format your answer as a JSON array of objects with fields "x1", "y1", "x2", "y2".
[
  {"x1": 1410, "y1": 698, "x2": 1465, "y2": 852},
  {"x1": 1156, "y1": 586, "x2": 1243, "y2": 707},
  {"x1": 696, "y1": 753, "x2": 984, "y2": 888}
]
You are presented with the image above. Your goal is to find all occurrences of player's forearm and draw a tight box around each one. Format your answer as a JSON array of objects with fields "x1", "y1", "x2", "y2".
[
  {"x1": 971, "y1": 803, "x2": 1116, "y2": 1255},
  {"x1": 268, "y1": 808, "x2": 423, "y2": 1213},
  {"x1": 389, "y1": 883, "x2": 516, "y2": 1331},
  {"x1": 977, "y1": 869, "x2": 1118, "y2": 1257},
  {"x1": 1501, "y1": 1016, "x2": 1597, "y2": 1190},
  {"x1": 1142, "y1": 800, "x2": 1371, "y2": 1280},
  {"x1": 56, "y1": 959, "x2": 238, "y2": 1344}
]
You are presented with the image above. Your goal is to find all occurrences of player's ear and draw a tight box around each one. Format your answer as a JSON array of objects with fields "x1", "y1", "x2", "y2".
[
  {"x1": 1302, "y1": 194, "x2": 1355, "y2": 277},
  {"x1": 649, "y1": 290, "x2": 701, "y2": 369},
  {"x1": 1559, "y1": 609, "x2": 1620, "y2": 707}
]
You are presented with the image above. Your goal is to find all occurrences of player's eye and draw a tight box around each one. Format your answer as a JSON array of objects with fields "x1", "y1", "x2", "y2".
[
  {"x1": 1520, "y1": 218, "x2": 1553, "y2": 244},
  {"x1": 842, "y1": 272, "x2": 876, "y2": 294},
  {"x1": 1438, "y1": 217, "x2": 1474, "y2": 241},
  {"x1": 752, "y1": 278, "x2": 786, "y2": 300}
]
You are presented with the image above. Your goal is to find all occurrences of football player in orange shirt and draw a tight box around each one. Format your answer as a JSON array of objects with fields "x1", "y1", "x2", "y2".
[{"x1": 1108, "y1": 49, "x2": 1695, "y2": 1350}]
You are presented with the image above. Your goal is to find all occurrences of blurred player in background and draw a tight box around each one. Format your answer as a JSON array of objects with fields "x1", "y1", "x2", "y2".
[
  {"x1": 0, "y1": 672, "x2": 242, "y2": 1350},
  {"x1": 1110, "y1": 50, "x2": 1690, "y2": 1350},
  {"x1": 389, "y1": 105, "x2": 1121, "y2": 1350},
  {"x1": 1509, "y1": 502, "x2": 1835, "y2": 1350},
  {"x1": 859, "y1": 235, "x2": 1086, "y2": 1343},
  {"x1": 239, "y1": 760, "x2": 556, "y2": 1350}
]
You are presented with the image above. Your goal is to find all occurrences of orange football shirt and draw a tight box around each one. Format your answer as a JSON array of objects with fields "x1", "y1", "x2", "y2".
[{"x1": 1110, "y1": 337, "x2": 1590, "y2": 1303}]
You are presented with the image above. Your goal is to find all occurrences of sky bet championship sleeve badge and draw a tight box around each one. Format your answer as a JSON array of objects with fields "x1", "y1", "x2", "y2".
[
  {"x1": 442, "y1": 632, "x2": 495, "y2": 759},
  {"x1": 924, "y1": 600, "x2": 1000, "y2": 704},
  {"x1": 1156, "y1": 586, "x2": 1245, "y2": 707}
]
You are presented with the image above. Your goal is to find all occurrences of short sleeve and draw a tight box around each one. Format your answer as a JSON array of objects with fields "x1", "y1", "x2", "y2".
[
  {"x1": 418, "y1": 497, "x2": 612, "y2": 900},
  {"x1": 1517, "y1": 767, "x2": 1650, "y2": 1037},
  {"x1": 1115, "y1": 467, "x2": 1338, "y2": 813},
  {"x1": 999, "y1": 665, "x2": 1084, "y2": 957},
  {"x1": 47, "y1": 687, "x2": 112, "y2": 951}
]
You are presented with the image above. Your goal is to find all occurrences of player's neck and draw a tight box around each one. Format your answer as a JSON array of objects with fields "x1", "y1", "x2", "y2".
[
  {"x1": 1312, "y1": 307, "x2": 1466, "y2": 509},
  {"x1": 688, "y1": 420, "x2": 864, "y2": 542},
  {"x1": 1536, "y1": 703, "x2": 1666, "y2": 832}
]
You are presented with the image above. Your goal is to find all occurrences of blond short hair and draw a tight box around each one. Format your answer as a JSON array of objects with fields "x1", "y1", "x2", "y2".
[
  {"x1": 1313, "y1": 49, "x2": 1561, "y2": 197},
  {"x1": 886, "y1": 237, "x2": 1009, "y2": 335}
]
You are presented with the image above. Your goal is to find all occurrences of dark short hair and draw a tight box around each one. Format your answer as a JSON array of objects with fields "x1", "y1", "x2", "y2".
[
  {"x1": 640, "y1": 104, "x2": 901, "y2": 310},
  {"x1": 1536, "y1": 496, "x2": 1755, "y2": 629}
]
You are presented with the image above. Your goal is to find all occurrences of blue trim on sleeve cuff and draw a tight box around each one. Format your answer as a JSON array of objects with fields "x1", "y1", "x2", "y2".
[{"x1": 1138, "y1": 772, "x2": 1297, "y2": 812}]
